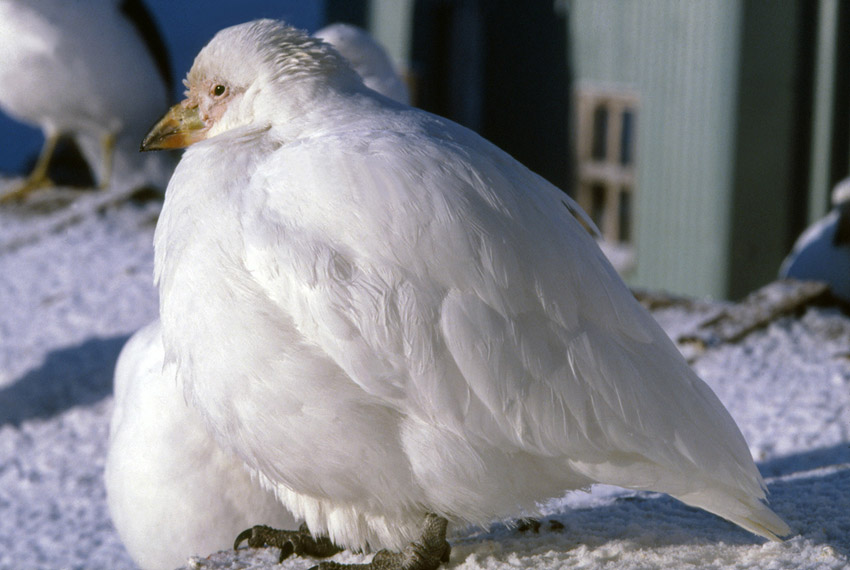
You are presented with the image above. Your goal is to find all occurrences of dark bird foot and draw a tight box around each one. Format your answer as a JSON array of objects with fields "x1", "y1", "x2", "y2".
[
  {"x1": 309, "y1": 514, "x2": 450, "y2": 570},
  {"x1": 516, "y1": 518, "x2": 541, "y2": 533},
  {"x1": 234, "y1": 522, "x2": 342, "y2": 563},
  {"x1": 516, "y1": 517, "x2": 564, "y2": 533}
]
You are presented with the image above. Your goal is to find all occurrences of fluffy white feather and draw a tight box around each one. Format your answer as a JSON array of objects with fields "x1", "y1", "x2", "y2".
[
  {"x1": 314, "y1": 23, "x2": 410, "y2": 105},
  {"x1": 151, "y1": 19, "x2": 790, "y2": 554},
  {"x1": 106, "y1": 321, "x2": 297, "y2": 570}
]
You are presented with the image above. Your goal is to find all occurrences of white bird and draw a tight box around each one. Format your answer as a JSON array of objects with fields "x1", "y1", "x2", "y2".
[
  {"x1": 106, "y1": 321, "x2": 299, "y2": 570},
  {"x1": 314, "y1": 23, "x2": 410, "y2": 106},
  {"x1": 0, "y1": 0, "x2": 173, "y2": 202},
  {"x1": 142, "y1": 19, "x2": 790, "y2": 569},
  {"x1": 106, "y1": 25, "x2": 413, "y2": 570},
  {"x1": 780, "y1": 178, "x2": 850, "y2": 303}
]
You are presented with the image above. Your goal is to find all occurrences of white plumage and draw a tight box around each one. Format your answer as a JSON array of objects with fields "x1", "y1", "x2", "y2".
[
  {"x1": 106, "y1": 25, "x2": 413, "y2": 570},
  {"x1": 314, "y1": 23, "x2": 410, "y2": 106},
  {"x1": 145, "y1": 19, "x2": 789, "y2": 563},
  {"x1": 780, "y1": 179, "x2": 850, "y2": 303},
  {"x1": 0, "y1": 0, "x2": 172, "y2": 198},
  {"x1": 106, "y1": 321, "x2": 297, "y2": 570}
]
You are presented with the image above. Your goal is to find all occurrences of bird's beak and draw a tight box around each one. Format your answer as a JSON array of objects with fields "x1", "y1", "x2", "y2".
[{"x1": 140, "y1": 102, "x2": 208, "y2": 151}]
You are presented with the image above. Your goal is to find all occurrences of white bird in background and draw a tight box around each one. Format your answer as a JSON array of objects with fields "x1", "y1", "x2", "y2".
[
  {"x1": 142, "y1": 20, "x2": 790, "y2": 570},
  {"x1": 314, "y1": 23, "x2": 410, "y2": 106},
  {"x1": 0, "y1": 0, "x2": 173, "y2": 202},
  {"x1": 106, "y1": 321, "x2": 299, "y2": 570},
  {"x1": 780, "y1": 178, "x2": 850, "y2": 303},
  {"x1": 106, "y1": 25, "x2": 413, "y2": 570}
]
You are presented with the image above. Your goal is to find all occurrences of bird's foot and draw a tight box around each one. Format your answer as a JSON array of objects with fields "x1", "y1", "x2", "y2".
[
  {"x1": 310, "y1": 514, "x2": 450, "y2": 570},
  {"x1": 1, "y1": 132, "x2": 59, "y2": 204},
  {"x1": 516, "y1": 517, "x2": 541, "y2": 533},
  {"x1": 0, "y1": 175, "x2": 54, "y2": 204},
  {"x1": 515, "y1": 517, "x2": 564, "y2": 533},
  {"x1": 234, "y1": 522, "x2": 342, "y2": 563}
]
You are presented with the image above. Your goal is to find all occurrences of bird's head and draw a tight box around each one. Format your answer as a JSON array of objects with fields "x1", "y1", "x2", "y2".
[{"x1": 141, "y1": 19, "x2": 360, "y2": 151}]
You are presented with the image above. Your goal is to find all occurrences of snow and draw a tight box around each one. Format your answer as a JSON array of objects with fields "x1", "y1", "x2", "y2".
[
  {"x1": 0, "y1": 184, "x2": 160, "y2": 569},
  {"x1": 1, "y1": 178, "x2": 849, "y2": 569}
]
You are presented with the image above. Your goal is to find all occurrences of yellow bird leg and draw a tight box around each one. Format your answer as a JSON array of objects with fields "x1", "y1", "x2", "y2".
[
  {"x1": 0, "y1": 132, "x2": 60, "y2": 203},
  {"x1": 99, "y1": 132, "x2": 116, "y2": 189}
]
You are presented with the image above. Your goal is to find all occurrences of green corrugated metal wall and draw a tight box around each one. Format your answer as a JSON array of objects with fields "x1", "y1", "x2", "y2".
[
  {"x1": 570, "y1": 0, "x2": 743, "y2": 298},
  {"x1": 569, "y1": 0, "x2": 809, "y2": 299}
]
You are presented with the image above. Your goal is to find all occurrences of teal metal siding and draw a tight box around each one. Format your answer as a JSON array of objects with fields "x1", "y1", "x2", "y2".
[{"x1": 570, "y1": 0, "x2": 744, "y2": 297}]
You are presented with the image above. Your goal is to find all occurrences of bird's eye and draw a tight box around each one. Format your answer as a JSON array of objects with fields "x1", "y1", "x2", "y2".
[{"x1": 212, "y1": 84, "x2": 226, "y2": 97}]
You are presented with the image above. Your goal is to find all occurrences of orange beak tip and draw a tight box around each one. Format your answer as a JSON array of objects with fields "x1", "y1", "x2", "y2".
[{"x1": 141, "y1": 103, "x2": 207, "y2": 151}]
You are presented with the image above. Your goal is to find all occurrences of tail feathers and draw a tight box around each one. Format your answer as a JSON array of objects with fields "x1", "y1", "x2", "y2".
[{"x1": 677, "y1": 487, "x2": 791, "y2": 541}]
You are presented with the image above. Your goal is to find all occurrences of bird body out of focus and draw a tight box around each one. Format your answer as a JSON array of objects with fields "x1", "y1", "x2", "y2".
[
  {"x1": 146, "y1": 19, "x2": 789, "y2": 560},
  {"x1": 780, "y1": 179, "x2": 850, "y2": 303},
  {"x1": 0, "y1": 0, "x2": 173, "y2": 197},
  {"x1": 107, "y1": 26, "x2": 414, "y2": 570},
  {"x1": 314, "y1": 23, "x2": 410, "y2": 106},
  {"x1": 106, "y1": 321, "x2": 297, "y2": 570}
]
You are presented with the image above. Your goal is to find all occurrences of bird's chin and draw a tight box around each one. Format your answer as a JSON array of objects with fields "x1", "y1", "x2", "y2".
[{"x1": 141, "y1": 103, "x2": 209, "y2": 151}]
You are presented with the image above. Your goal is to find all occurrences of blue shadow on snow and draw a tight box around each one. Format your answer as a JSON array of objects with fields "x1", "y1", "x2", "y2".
[{"x1": 0, "y1": 335, "x2": 129, "y2": 427}]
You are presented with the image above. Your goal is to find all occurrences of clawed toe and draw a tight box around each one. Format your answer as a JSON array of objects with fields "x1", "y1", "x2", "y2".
[
  {"x1": 234, "y1": 523, "x2": 341, "y2": 563},
  {"x1": 236, "y1": 515, "x2": 449, "y2": 570},
  {"x1": 515, "y1": 517, "x2": 564, "y2": 534},
  {"x1": 516, "y1": 518, "x2": 541, "y2": 533},
  {"x1": 307, "y1": 514, "x2": 450, "y2": 570}
]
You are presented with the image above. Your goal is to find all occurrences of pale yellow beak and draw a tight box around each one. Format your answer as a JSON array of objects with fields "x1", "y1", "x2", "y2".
[{"x1": 140, "y1": 102, "x2": 208, "y2": 151}]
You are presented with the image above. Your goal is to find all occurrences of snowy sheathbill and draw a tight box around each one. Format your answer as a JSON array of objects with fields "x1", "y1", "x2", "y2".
[{"x1": 141, "y1": 19, "x2": 790, "y2": 570}]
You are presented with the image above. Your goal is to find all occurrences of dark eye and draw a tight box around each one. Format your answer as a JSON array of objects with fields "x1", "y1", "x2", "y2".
[{"x1": 213, "y1": 84, "x2": 226, "y2": 97}]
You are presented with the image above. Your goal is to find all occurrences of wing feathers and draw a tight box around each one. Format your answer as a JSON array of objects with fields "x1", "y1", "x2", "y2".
[{"x1": 243, "y1": 121, "x2": 773, "y2": 530}]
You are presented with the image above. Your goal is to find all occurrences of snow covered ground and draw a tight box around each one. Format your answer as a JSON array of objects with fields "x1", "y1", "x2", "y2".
[{"x1": 1, "y1": 181, "x2": 849, "y2": 569}]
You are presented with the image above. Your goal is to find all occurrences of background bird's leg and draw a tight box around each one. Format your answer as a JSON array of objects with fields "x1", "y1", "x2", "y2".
[
  {"x1": 0, "y1": 132, "x2": 60, "y2": 203},
  {"x1": 98, "y1": 132, "x2": 115, "y2": 189},
  {"x1": 311, "y1": 514, "x2": 450, "y2": 570},
  {"x1": 234, "y1": 522, "x2": 342, "y2": 563}
]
